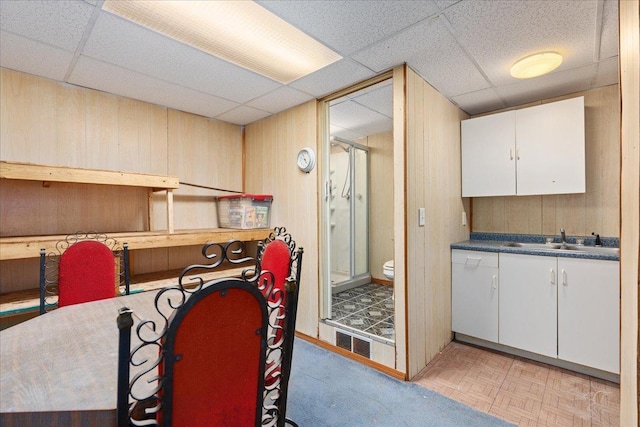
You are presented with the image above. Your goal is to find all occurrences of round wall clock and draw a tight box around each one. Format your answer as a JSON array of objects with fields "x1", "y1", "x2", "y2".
[{"x1": 296, "y1": 147, "x2": 316, "y2": 173}]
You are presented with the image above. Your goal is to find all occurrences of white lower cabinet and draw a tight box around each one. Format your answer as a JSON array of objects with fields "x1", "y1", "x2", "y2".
[
  {"x1": 499, "y1": 253, "x2": 558, "y2": 358},
  {"x1": 558, "y1": 258, "x2": 620, "y2": 373},
  {"x1": 451, "y1": 249, "x2": 620, "y2": 374},
  {"x1": 451, "y1": 250, "x2": 499, "y2": 342}
]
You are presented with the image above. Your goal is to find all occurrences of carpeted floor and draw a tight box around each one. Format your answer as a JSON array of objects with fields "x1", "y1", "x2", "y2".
[{"x1": 286, "y1": 339, "x2": 515, "y2": 426}]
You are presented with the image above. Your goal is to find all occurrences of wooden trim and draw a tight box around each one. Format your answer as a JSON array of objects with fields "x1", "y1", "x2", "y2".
[
  {"x1": 318, "y1": 70, "x2": 394, "y2": 103},
  {"x1": 619, "y1": 0, "x2": 640, "y2": 424},
  {"x1": 0, "y1": 161, "x2": 179, "y2": 190},
  {"x1": 295, "y1": 332, "x2": 407, "y2": 380},
  {"x1": 0, "y1": 228, "x2": 270, "y2": 260},
  {"x1": 395, "y1": 64, "x2": 410, "y2": 377}
]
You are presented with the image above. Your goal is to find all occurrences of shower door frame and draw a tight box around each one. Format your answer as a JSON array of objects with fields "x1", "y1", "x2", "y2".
[
  {"x1": 329, "y1": 137, "x2": 371, "y2": 295},
  {"x1": 321, "y1": 136, "x2": 371, "y2": 321}
]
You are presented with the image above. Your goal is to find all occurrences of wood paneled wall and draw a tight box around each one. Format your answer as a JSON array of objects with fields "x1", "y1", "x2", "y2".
[
  {"x1": 0, "y1": 68, "x2": 243, "y2": 292},
  {"x1": 404, "y1": 66, "x2": 470, "y2": 378},
  {"x1": 619, "y1": 0, "x2": 639, "y2": 424},
  {"x1": 472, "y1": 85, "x2": 620, "y2": 238},
  {"x1": 243, "y1": 101, "x2": 319, "y2": 337}
]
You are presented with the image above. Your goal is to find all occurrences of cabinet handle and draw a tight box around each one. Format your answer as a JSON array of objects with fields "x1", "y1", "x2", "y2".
[
  {"x1": 509, "y1": 148, "x2": 514, "y2": 160},
  {"x1": 562, "y1": 269, "x2": 567, "y2": 286},
  {"x1": 492, "y1": 274, "x2": 497, "y2": 290},
  {"x1": 516, "y1": 147, "x2": 520, "y2": 160},
  {"x1": 550, "y1": 268, "x2": 555, "y2": 285},
  {"x1": 465, "y1": 256, "x2": 482, "y2": 266}
]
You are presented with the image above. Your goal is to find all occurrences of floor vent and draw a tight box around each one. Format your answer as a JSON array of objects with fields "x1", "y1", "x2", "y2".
[
  {"x1": 336, "y1": 330, "x2": 352, "y2": 351},
  {"x1": 336, "y1": 329, "x2": 371, "y2": 359}
]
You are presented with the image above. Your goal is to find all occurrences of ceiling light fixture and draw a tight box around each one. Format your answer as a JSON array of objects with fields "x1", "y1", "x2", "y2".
[
  {"x1": 510, "y1": 51, "x2": 563, "y2": 79},
  {"x1": 102, "y1": 0, "x2": 342, "y2": 84}
]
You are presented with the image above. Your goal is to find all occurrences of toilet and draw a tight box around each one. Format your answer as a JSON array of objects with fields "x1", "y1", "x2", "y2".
[{"x1": 383, "y1": 260, "x2": 394, "y2": 281}]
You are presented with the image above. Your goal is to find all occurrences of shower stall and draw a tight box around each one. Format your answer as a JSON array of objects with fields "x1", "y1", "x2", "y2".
[{"x1": 328, "y1": 137, "x2": 370, "y2": 294}]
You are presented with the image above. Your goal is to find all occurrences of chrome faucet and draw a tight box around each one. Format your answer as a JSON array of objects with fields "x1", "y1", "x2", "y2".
[{"x1": 560, "y1": 228, "x2": 567, "y2": 246}]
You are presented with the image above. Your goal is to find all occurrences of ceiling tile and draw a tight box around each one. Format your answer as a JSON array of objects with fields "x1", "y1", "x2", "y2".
[
  {"x1": 289, "y1": 58, "x2": 375, "y2": 98},
  {"x1": 0, "y1": 0, "x2": 95, "y2": 52},
  {"x1": 245, "y1": 86, "x2": 314, "y2": 114},
  {"x1": 330, "y1": 99, "x2": 392, "y2": 136},
  {"x1": 69, "y1": 56, "x2": 240, "y2": 118},
  {"x1": 215, "y1": 106, "x2": 272, "y2": 126},
  {"x1": 329, "y1": 124, "x2": 367, "y2": 142},
  {"x1": 594, "y1": 57, "x2": 619, "y2": 88},
  {"x1": 82, "y1": 11, "x2": 280, "y2": 104},
  {"x1": 350, "y1": 80, "x2": 393, "y2": 118},
  {"x1": 352, "y1": 15, "x2": 490, "y2": 97},
  {"x1": 452, "y1": 88, "x2": 507, "y2": 116},
  {"x1": 434, "y1": 0, "x2": 462, "y2": 10},
  {"x1": 496, "y1": 64, "x2": 596, "y2": 108},
  {"x1": 599, "y1": 0, "x2": 619, "y2": 60},
  {"x1": 0, "y1": 31, "x2": 74, "y2": 81},
  {"x1": 257, "y1": 0, "x2": 440, "y2": 56},
  {"x1": 444, "y1": 0, "x2": 600, "y2": 87}
]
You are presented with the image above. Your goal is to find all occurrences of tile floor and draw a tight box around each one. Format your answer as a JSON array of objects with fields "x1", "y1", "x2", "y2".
[
  {"x1": 330, "y1": 283, "x2": 394, "y2": 341},
  {"x1": 413, "y1": 341, "x2": 620, "y2": 426}
]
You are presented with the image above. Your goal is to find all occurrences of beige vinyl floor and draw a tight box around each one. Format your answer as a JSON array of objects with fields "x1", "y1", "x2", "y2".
[{"x1": 413, "y1": 341, "x2": 620, "y2": 426}]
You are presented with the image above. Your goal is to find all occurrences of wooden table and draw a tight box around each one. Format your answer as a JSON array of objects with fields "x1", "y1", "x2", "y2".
[{"x1": 0, "y1": 290, "x2": 163, "y2": 426}]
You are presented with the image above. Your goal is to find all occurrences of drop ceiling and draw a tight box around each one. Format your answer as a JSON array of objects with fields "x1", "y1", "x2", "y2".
[{"x1": 0, "y1": 0, "x2": 619, "y2": 137}]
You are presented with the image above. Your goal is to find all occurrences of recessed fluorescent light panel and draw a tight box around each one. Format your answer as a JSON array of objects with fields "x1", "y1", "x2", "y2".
[{"x1": 102, "y1": 0, "x2": 342, "y2": 84}]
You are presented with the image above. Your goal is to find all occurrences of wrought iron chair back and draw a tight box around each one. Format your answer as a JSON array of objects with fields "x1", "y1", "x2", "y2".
[
  {"x1": 39, "y1": 231, "x2": 130, "y2": 314},
  {"x1": 117, "y1": 227, "x2": 303, "y2": 427}
]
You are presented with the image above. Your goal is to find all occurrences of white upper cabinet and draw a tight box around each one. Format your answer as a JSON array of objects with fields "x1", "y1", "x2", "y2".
[
  {"x1": 461, "y1": 96, "x2": 585, "y2": 197},
  {"x1": 461, "y1": 110, "x2": 516, "y2": 197}
]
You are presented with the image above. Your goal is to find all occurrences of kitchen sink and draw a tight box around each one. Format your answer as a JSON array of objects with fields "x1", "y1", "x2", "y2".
[{"x1": 499, "y1": 242, "x2": 619, "y2": 256}]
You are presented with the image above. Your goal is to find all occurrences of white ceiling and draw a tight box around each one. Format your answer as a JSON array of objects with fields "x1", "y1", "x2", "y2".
[{"x1": 0, "y1": 0, "x2": 619, "y2": 137}]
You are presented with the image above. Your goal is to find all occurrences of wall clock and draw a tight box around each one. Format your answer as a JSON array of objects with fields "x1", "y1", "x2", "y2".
[{"x1": 296, "y1": 147, "x2": 316, "y2": 173}]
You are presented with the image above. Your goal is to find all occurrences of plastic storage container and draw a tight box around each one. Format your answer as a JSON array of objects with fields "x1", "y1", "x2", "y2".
[{"x1": 216, "y1": 194, "x2": 273, "y2": 229}]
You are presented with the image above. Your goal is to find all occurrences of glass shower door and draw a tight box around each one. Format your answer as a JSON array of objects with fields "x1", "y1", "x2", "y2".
[{"x1": 328, "y1": 139, "x2": 370, "y2": 297}]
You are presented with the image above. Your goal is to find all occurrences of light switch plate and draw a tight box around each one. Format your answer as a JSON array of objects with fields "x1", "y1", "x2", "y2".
[{"x1": 418, "y1": 208, "x2": 425, "y2": 226}]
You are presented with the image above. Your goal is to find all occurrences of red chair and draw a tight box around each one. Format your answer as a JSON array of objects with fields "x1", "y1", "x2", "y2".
[
  {"x1": 40, "y1": 232, "x2": 130, "y2": 313},
  {"x1": 117, "y1": 227, "x2": 303, "y2": 427}
]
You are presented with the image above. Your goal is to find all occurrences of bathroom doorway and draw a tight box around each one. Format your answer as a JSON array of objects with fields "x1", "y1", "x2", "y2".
[{"x1": 321, "y1": 77, "x2": 394, "y2": 343}]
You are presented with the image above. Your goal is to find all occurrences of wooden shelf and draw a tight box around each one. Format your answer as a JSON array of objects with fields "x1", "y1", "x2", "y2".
[
  {"x1": 1, "y1": 161, "x2": 180, "y2": 232},
  {"x1": 0, "y1": 265, "x2": 251, "y2": 317},
  {"x1": 0, "y1": 228, "x2": 271, "y2": 260},
  {"x1": 0, "y1": 161, "x2": 179, "y2": 190}
]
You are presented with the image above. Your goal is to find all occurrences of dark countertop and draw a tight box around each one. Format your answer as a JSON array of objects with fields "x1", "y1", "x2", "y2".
[{"x1": 451, "y1": 233, "x2": 620, "y2": 261}]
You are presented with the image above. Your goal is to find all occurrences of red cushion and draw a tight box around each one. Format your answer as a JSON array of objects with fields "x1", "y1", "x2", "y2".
[
  {"x1": 58, "y1": 240, "x2": 116, "y2": 307},
  {"x1": 261, "y1": 240, "x2": 291, "y2": 295},
  {"x1": 169, "y1": 287, "x2": 264, "y2": 426},
  {"x1": 259, "y1": 240, "x2": 291, "y2": 386}
]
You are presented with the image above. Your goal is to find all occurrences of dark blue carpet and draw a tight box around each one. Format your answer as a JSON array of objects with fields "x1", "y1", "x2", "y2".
[{"x1": 287, "y1": 339, "x2": 514, "y2": 426}]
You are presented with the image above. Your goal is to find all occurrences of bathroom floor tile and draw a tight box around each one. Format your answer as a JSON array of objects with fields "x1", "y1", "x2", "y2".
[{"x1": 330, "y1": 283, "x2": 394, "y2": 341}]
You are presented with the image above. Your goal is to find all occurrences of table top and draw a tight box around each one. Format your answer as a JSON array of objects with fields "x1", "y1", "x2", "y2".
[{"x1": 0, "y1": 290, "x2": 162, "y2": 414}]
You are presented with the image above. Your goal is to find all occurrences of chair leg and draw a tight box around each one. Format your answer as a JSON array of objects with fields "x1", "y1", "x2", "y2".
[{"x1": 117, "y1": 307, "x2": 134, "y2": 427}]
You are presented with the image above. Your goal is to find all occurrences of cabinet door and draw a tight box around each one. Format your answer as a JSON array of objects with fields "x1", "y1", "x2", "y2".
[
  {"x1": 452, "y1": 250, "x2": 499, "y2": 342},
  {"x1": 461, "y1": 110, "x2": 516, "y2": 197},
  {"x1": 558, "y1": 258, "x2": 620, "y2": 373},
  {"x1": 515, "y1": 96, "x2": 585, "y2": 195},
  {"x1": 499, "y1": 253, "x2": 557, "y2": 358}
]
